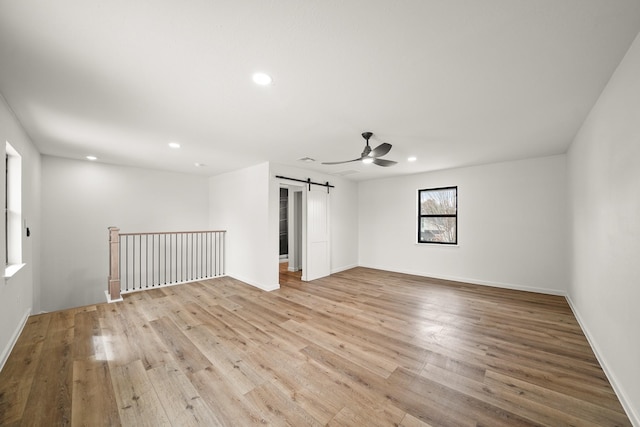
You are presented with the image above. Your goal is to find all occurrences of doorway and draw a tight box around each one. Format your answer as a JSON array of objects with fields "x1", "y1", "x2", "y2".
[
  {"x1": 279, "y1": 187, "x2": 288, "y2": 260},
  {"x1": 277, "y1": 180, "x2": 331, "y2": 285},
  {"x1": 279, "y1": 185, "x2": 303, "y2": 284}
]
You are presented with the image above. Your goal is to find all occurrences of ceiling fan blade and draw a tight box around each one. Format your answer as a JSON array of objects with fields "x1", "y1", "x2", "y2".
[
  {"x1": 373, "y1": 158, "x2": 397, "y2": 167},
  {"x1": 370, "y1": 142, "x2": 392, "y2": 158},
  {"x1": 321, "y1": 132, "x2": 396, "y2": 167},
  {"x1": 321, "y1": 158, "x2": 363, "y2": 165}
]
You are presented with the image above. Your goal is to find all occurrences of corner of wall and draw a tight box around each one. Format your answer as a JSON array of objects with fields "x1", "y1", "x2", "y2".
[
  {"x1": 0, "y1": 308, "x2": 30, "y2": 373},
  {"x1": 564, "y1": 295, "x2": 640, "y2": 426}
]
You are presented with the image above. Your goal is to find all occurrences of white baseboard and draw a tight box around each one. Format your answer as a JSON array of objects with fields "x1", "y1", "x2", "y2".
[
  {"x1": 0, "y1": 308, "x2": 31, "y2": 373},
  {"x1": 228, "y1": 273, "x2": 280, "y2": 292},
  {"x1": 355, "y1": 263, "x2": 637, "y2": 425},
  {"x1": 357, "y1": 263, "x2": 566, "y2": 296},
  {"x1": 565, "y1": 296, "x2": 639, "y2": 426},
  {"x1": 230, "y1": 264, "x2": 356, "y2": 289},
  {"x1": 331, "y1": 264, "x2": 358, "y2": 274},
  {"x1": 104, "y1": 290, "x2": 124, "y2": 303}
]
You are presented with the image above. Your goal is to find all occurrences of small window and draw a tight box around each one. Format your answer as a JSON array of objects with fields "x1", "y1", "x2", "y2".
[{"x1": 418, "y1": 186, "x2": 457, "y2": 244}]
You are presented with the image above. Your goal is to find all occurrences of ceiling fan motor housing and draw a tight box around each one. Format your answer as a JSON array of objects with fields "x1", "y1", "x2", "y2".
[{"x1": 361, "y1": 131, "x2": 373, "y2": 156}]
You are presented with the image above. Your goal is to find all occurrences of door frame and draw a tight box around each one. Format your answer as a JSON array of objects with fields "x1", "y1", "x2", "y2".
[
  {"x1": 278, "y1": 182, "x2": 306, "y2": 279},
  {"x1": 276, "y1": 178, "x2": 331, "y2": 284},
  {"x1": 287, "y1": 188, "x2": 303, "y2": 272}
]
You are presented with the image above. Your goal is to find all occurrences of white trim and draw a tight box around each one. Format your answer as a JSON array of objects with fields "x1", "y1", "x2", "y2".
[
  {"x1": 354, "y1": 264, "x2": 636, "y2": 424},
  {"x1": 229, "y1": 273, "x2": 280, "y2": 292},
  {"x1": 357, "y1": 263, "x2": 566, "y2": 296},
  {"x1": 104, "y1": 290, "x2": 123, "y2": 303},
  {"x1": 4, "y1": 263, "x2": 26, "y2": 279},
  {"x1": 5, "y1": 142, "x2": 22, "y2": 267},
  {"x1": 565, "y1": 296, "x2": 639, "y2": 426},
  {"x1": 331, "y1": 264, "x2": 358, "y2": 274},
  {"x1": 0, "y1": 308, "x2": 30, "y2": 372}
]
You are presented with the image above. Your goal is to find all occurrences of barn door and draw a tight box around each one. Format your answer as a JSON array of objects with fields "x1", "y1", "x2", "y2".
[{"x1": 304, "y1": 185, "x2": 330, "y2": 281}]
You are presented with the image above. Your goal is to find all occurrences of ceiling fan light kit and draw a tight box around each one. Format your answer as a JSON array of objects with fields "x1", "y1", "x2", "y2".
[{"x1": 322, "y1": 131, "x2": 398, "y2": 167}]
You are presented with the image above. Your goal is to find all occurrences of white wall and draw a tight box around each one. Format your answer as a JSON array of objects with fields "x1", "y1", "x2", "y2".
[
  {"x1": 270, "y1": 163, "x2": 359, "y2": 276},
  {"x1": 208, "y1": 162, "x2": 359, "y2": 292},
  {"x1": 209, "y1": 162, "x2": 276, "y2": 290},
  {"x1": 41, "y1": 156, "x2": 209, "y2": 311},
  {"x1": 567, "y1": 32, "x2": 640, "y2": 424},
  {"x1": 0, "y1": 94, "x2": 41, "y2": 369},
  {"x1": 359, "y1": 155, "x2": 568, "y2": 294}
]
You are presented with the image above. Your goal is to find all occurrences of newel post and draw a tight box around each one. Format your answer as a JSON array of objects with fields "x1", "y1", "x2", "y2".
[{"x1": 108, "y1": 227, "x2": 121, "y2": 301}]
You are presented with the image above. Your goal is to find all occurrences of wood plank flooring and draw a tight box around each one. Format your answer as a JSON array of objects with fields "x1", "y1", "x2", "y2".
[{"x1": 0, "y1": 267, "x2": 631, "y2": 426}]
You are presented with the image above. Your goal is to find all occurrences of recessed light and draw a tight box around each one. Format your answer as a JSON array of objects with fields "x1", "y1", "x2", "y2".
[
  {"x1": 362, "y1": 157, "x2": 374, "y2": 164},
  {"x1": 408, "y1": 156, "x2": 417, "y2": 162},
  {"x1": 252, "y1": 72, "x2": 272, "y2": 86},
  {"x1": 86, "y1": 155, "x2": 97, "y2": 161},
  {"x1": 168, "y1": 142, "x2": 181, "y2": 149},
  {"x1": 194, "y1": 162, "x2": 206, "y2": 167}
]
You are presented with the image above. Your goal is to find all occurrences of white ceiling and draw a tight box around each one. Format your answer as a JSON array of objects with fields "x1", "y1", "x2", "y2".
[{"x1": 1, "y1": 1, "x2": 639, "y2": 181}]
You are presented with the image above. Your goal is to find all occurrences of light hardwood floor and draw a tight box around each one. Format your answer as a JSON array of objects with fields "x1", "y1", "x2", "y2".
[{"x1": 0, "y1": 267, "x2": 631, "y2": 426}]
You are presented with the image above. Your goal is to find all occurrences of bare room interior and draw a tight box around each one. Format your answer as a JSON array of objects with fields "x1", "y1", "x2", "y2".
[{"x1": 1, "y1": 1, "x2": 639, "y2": 425}]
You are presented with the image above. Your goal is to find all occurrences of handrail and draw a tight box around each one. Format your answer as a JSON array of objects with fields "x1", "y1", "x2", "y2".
[
  {"x1": 119, "y1": 230, "x2": 227, "y2": 236},
  {"x1": 107, "y1": 227, "x2": 226, "y2": 302}
]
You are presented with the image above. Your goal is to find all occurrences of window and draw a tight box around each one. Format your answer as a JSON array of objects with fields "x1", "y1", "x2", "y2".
[
  {"x1": 5, "y1": 141, "x2": 22, "y2": 276},
  {"x1": 418, "y1": 186, "x2": 457, "y2": 244}
]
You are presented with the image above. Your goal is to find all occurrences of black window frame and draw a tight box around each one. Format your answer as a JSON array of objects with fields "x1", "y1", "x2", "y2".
[{"x1": 417, "y1": 186, "x2": 458, "y2": 245}]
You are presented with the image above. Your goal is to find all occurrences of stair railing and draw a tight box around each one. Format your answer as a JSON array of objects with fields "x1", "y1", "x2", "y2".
[{"x1": 107, "y1": 227, "x2": 226, "y2": 302}]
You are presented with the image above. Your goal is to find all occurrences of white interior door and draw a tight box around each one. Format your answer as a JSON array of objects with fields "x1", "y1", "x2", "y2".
[{"x1": 304, "y1": 185, "x2": 330, "y2": 281}]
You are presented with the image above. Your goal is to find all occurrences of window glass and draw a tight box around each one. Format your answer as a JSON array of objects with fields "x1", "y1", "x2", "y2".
[{"x1": 418, "y1": 186, "x2": 457, "y2": 244}]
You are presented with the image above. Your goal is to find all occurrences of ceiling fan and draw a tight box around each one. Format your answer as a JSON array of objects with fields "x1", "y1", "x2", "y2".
[{"x1": 322, "y1": 132, "x2": 397, "y2": 167}]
